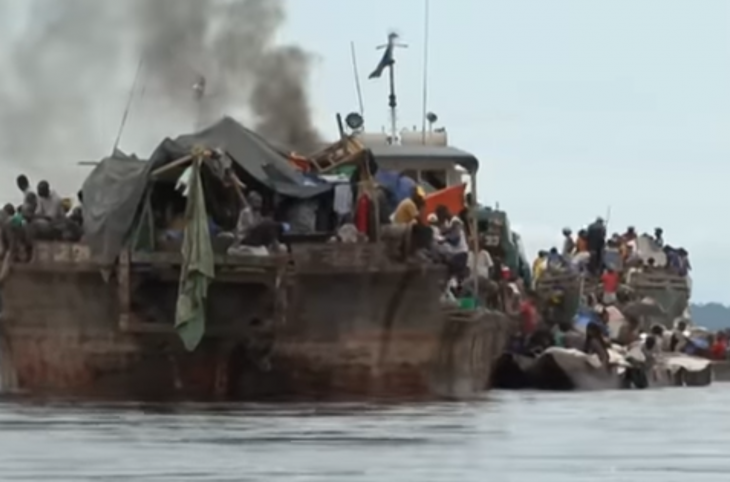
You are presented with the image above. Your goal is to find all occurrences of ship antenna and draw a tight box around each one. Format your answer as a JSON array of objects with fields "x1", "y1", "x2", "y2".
[
  {"x1": 369, "y1": 32, "x2": 407, "y2": 144},
  {"x1": 112, "y1": 54, "x2": 145, "y2": 156},
  {"x1": 420, "y1": 0, "x2": 431, "y2": 144},
  {"x1": 350, "y1": 41, "x2": 365, "y2": 120}
]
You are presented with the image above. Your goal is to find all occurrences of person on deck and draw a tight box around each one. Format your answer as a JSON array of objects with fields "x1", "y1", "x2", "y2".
[
  {"x1": 532, "y1": 250, "x2": 548, "y2": 285},
  {"x1": 16, "y1": 175, "x2": 33, "y2": 205},
  {"x1": 547, "y1": 247, "x2": 565, "y2": 270},
  {"x1": 561, "y1": 228, "x2": 575, "y2": 257},
  {"x1": 459, "y1": 193, "x2": 473, "y2": 238},
  {"x1": 467, "y1": 238, "x2": 493, "y2": 280},
  {"x1": 576, "y1": 230, "x2": 589, "y2": 253},
  {"x1": 35, "y1": 181, "x2": 64, "y2": 221},
  {"x1": 600, "y1": 267, "x2": 620, "y2": 305},
  {"x1": 586, "y1": 217, "x2": 606, "y2": 275},
  {"x1": 677, "y1": 248, "x2": 691, "y2": 276},
  {"x1": 235, "y1": 192, "x2": 264, "y2": 240},
  {"x1": 654, "y1": 228, "x2": 664, "y2": 247},
  {"x1": 434, "y1": 205, "x2": 469, "y2": 279},
  {"x1": 392, "y1": 189, "x2": 424, "y2": 225},
  {"x1": 232, "y1": 219, "x2": 289, "y2": 256}
]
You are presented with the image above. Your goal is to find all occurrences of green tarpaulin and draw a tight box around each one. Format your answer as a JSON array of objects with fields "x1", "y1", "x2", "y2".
[{"x1": 174, "y1": 159, "x2": 215, "y2": 351}]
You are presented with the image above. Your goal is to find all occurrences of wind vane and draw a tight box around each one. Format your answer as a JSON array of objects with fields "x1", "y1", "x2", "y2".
[{"x1": 369, "y1": 32, "x2": 407, "y2": 144}]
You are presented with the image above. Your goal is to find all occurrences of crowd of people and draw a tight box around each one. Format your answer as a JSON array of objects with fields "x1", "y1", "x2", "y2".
[
  {"x1": 500, "y1": 217, "x2": 704, "y2": 372},
  {"x1": 532, "y1": 218, "x2": 691, "y2": 306},
  {"x1": 0, "y1": 175, "x2": 83, "y2": 261}
]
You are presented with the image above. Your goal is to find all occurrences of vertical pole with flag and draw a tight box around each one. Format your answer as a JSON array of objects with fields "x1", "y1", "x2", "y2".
[{"x1": 369, "y1": 32, "x2": 407, "y2": 144}]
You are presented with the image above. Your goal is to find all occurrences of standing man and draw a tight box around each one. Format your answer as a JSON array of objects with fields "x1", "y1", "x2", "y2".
[
  {"x1": 16, "y1": 175, "x2": 33, "y2": 205},
  {"x1": 587, "y1": 217, "x2": 606, "y2": 275}
]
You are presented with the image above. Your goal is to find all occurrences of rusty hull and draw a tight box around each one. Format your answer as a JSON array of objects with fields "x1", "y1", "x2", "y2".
[{"x1": 0, "y1": 242, "x2": 510, "y2": 401}]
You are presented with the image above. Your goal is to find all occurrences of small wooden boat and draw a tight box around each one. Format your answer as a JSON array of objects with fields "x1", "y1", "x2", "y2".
[{"x1": 492, "y1": 345, "x2": 712, "y2": 391}]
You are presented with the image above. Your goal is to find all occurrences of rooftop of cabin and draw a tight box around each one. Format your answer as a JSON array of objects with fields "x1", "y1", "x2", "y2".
[{"x1": 354, "y1": 129, "x2": 479, "y2": 172}]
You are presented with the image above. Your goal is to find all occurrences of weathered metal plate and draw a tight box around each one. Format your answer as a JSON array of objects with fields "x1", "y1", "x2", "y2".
[{"x1": 290, "y1": 243, "x2": 389, "y2": 271}]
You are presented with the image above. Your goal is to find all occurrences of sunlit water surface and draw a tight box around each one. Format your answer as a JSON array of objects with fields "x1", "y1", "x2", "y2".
[{"x1": 0, "y1": 385, "x2": 728, "y2": 481}]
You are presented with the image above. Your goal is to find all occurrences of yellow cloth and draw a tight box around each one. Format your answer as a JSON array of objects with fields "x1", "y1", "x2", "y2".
[{"x1": 392, "y1": 198, "x2": 419, "y2": 224}]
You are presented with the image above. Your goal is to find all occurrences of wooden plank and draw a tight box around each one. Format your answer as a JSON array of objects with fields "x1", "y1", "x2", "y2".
[{"x1": 130, "y1": 250, "x2": 286, "y2": 268}]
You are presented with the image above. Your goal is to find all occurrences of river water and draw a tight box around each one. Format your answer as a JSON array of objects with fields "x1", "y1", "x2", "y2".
[{"x1": 0, "y1": 386, "x2": 728, "y2": 481}]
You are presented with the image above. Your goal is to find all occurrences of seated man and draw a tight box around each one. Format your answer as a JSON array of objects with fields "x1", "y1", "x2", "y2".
[
  {"x1": 229, "y1": 219, "x2": 289, "y2": 256},
  {"x1": 434, "y1": 206, "x2": 469, "y2": 279},
  {"x1": 391, "y1": 189, "x2": 424, "y2": 226},
  {"x1": 35, "y1": 181, "x2": 65, "y2": 221}
]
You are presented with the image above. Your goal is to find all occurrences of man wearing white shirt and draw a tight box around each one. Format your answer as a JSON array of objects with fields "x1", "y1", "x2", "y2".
[
  {"x1": 467, "y1": 243, "x2": 493, "y2": 280},
  {"x1": 35, "y1": 180, "x2": 65, "y2": 220}
]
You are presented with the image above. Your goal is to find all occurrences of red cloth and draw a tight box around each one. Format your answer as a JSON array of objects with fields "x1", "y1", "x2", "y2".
[
  {"x1": 500, "y1": 266, "x2": 512, "y2": 281},
  {"x1": 519, "y1": 300, "x2": 538, "y2": 335},
  {"x1": 354, "y1": 194, "x2": 369, "y2": 234},
  {"x1": 601, "y1": 271, "x2": 619, "y2": 293},
  {"x1": 711, "y1": 341, "x2": 727, "y2": 360}
]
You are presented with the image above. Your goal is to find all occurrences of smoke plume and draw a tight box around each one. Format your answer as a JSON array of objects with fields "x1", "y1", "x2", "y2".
[{"x1": 0, "y1": 0, "x2": 321, "y2": 191}]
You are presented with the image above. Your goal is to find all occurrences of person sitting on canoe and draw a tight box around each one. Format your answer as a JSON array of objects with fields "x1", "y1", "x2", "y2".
[
  {"x1": 584, "y1": 321, "x2": 611, "y2": 371},
  {"x1": 554, "y1": 320, "x2": 585, "y2": 350},
  {"x1": 670, "y1": 320, "x2": 689, "y2": 352}
]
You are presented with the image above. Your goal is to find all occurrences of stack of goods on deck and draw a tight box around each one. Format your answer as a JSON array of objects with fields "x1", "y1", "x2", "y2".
[{"x1": 492, "y1": 220, "x2": 710, "y2": 390}]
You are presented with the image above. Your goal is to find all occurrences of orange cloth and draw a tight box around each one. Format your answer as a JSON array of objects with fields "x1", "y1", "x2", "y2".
[{"x1": 421, "y1": 183, "x2": 467, "y2": 221}]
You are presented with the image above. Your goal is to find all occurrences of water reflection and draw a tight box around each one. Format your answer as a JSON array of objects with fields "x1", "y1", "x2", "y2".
[{"x1": 0, "y1": 386, "x2": 728, "y2": 481}]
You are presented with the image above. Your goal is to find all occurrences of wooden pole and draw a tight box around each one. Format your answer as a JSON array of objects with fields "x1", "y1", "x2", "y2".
[
  {"x1": 470, "y1": 171, "x2": 480, "y2": 307},
  {"x1": 150, "y1": 154, "x2": 193, "y2": 178}
]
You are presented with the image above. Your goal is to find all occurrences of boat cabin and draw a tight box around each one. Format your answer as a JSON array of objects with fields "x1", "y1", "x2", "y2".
[{"x1": 356, "y1": 129, "x2": 478, "y2": 191}]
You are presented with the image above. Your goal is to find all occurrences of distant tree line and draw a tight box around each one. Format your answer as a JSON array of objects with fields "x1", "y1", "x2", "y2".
[{"x1": 691, "y1": 303, "x2": 730, "y2": 330}]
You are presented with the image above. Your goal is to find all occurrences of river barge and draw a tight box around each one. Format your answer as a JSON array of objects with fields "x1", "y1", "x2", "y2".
[{"x1": 0, "y1": 118, "x2": 509, "y2": 401}]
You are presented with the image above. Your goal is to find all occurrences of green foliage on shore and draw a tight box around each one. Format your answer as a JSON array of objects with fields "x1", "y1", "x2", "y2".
[{"x1": 691, "y1": 303, "x2": 730, "y2": 329}]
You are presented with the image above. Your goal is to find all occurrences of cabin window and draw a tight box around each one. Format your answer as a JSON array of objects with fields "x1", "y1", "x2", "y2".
[
  {"x1": 402, "y1": 169, "x2": 419, "y2": 182},
  {"x1": 421, "y1": 170, "x2": 447, "y2": 190}
]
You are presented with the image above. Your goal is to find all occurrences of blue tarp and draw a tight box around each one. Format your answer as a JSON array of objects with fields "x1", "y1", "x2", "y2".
[
  {"x1": 375, "y1": 170, "x2": 416, "y2": 204},
  {"x1": 684, "y1": 337, "x2": 709, "y2": 354},
  {"x1": 574, "y1": 308, "x2": 609, "y2": 336}
]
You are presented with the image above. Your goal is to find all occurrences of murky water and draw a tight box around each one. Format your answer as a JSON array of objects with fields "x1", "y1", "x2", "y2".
[{"x1": 0, "y1": 386, "x2": 728, "y2": 481}]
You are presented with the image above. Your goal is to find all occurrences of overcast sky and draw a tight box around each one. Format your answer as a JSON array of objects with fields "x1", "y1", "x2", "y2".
[{"x1": 2, "y1": 0, "x2": 728, "y2": 302}]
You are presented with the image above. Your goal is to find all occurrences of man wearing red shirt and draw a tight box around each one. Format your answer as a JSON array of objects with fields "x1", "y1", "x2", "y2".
[
  {"x1": 519, "y1": 292, "x2": 539, "y2": 336},
  {"x1": 601, "y1": 268, "x2": 620, "y2": 305},
  {"x1": 711, "y1": 334, "x2": 727, "y2": 361}
]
